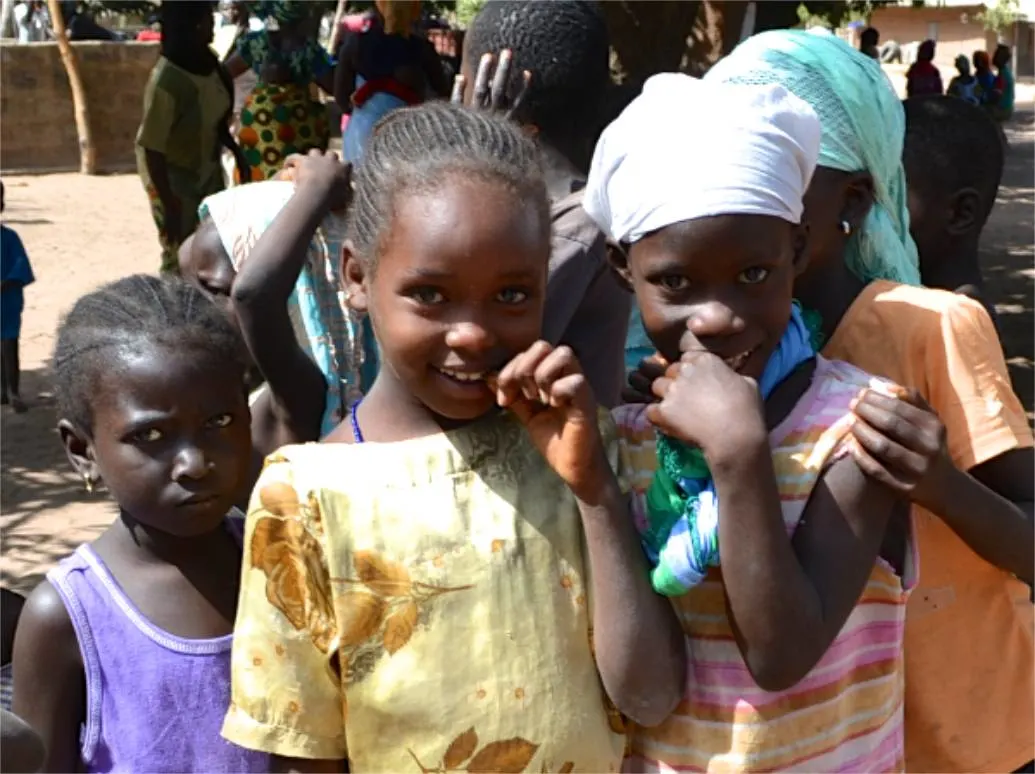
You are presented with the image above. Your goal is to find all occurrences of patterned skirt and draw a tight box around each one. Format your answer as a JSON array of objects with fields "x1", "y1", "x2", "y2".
[{"x1": 236, "y1": 83, "x2": 329, "y2": 182}]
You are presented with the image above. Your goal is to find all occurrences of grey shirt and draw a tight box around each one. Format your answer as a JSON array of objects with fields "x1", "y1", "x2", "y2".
[{"x1": 544, "y1": 189, "x2": 632, "y2": 409}]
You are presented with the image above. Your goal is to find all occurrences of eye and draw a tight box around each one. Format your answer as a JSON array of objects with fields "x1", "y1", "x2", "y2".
[
  {"x1": 131, "y1": 428, "x2": 163, "y2": 443},
  {"x1": 658, "y1": 275, "x2": 690, "y2": 291},
  {"x1": 410, "y1": 287, "x2": 445, "y2": 305},
  {"x1": 208, "y1": 413, "x2": 234, "y2": 428},
  {"x1": 738, "y1": 267, "x2": 770, "y2": 284},
  {"x1": 497, "y1": 288, "x2": 529, "y2": 305}
]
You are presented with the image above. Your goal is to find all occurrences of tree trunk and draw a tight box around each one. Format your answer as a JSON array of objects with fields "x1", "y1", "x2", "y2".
[
  {"x1": 1, "y1": 0, "x2": 16, "y2": 39},
  {"x1": 47, "y1": 0, "x2": 96, "y2": 174}
]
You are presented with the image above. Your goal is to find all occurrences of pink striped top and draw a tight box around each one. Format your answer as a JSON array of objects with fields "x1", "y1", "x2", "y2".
[{"x1": 613, "y1": 357, "x2": 917, "y2": 773}]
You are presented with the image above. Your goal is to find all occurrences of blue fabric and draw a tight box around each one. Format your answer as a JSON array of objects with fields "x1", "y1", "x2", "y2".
[
  {"x1": 624, "y1": 306, "x2": 654, "y2": 375},
  {"x1": 342, "y1": 76, "x2": 408, "y2": 164},
  {"x1": 1, "y1": 226, "x2": 33, "y2": 340},
  {"x1": 644, "y1": 303, "x2": 816, "y2": 595}
]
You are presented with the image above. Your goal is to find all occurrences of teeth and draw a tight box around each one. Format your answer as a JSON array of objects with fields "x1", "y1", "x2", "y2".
[
  {"x1": 723, "y1": 350, "x2": 753, "y2": 371},
  {"x1": 439, "y1": 368, "x2": 486, "y2": 383}
]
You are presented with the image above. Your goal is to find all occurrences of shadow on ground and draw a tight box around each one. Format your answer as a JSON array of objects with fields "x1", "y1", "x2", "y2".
[{"x1": 981, "y1": 109, "x2": 1035, "y2": 422}]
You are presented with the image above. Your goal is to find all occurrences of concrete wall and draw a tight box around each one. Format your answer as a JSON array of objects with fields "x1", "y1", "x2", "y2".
[
  {"x1": 1, "y1": 41, "x2": 158, "y2": 173},
  {"x1": 870, "y1": 5, "x2": 998, "y2": 69}
]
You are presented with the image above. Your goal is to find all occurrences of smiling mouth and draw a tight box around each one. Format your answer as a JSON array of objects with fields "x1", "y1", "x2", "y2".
[
  {"x1": 434, "y1": 366, "x2": 489, "y2": 384},
  {"x1": 178, "y1": 494, "x2": 220, "y2": 507},
  {"x1": 723, "y1": 348, "x2": 757, "y2": 373}
]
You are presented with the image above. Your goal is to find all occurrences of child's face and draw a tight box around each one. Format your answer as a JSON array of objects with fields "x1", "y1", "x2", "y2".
[
  {"x1": 348, "y1": 178, "x2": 550, "y2": 422},
  {"x1": 69, "y1": 343, "x2": 251, "y2": 536},
  {"x1": 627, "y1": 214, "x2": 803, "y2": 381}
]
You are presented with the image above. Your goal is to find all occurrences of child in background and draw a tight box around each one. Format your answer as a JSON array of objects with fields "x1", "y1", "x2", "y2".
[
  {"x1": 1, "y1": 182, "x2": 34, "y2": 413},
  {"x1": 136, "y1": 1, "x2": 244, "y2": 274},
  {"x1": 589, "y1": 73, "x2": 912, "y2": 773},
  {"x1": 221, "y1": 102, "x2": 684, "y2": 772},
  {"x1": 460, "y1": 1, "x2": 631, "y2": 407},
  {"x1": 709, "y1": 29, "x2": 1034, "y2": 774},
  {"x1": 947, "y1": 54, "x2": 980, "y2": 104},
  {"x1": 992, "y1": 43, "x2": 1016, "y2": 122},
  {"x1": 974, "y1": 49, "x2": 999, "y2": 104},
  {"x1": 903, "y1": 95, "x2": 1005, "y2": 322},
  {"x1": 11, "y1": 275, "x2": 268, "y2": 773},
  {"x1": 179, "y1": 157, "x2": 376, "y2": 488},
  {"x1": 906, "y1": 39, "x2": 943, "y2": 97}
]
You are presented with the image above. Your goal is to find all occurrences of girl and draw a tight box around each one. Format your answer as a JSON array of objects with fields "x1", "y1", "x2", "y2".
[
  {"x1": 180, "y1": 156, "x2": 377, "y2": 486},
  {"x1": 11, "y1": 276, "x2": 268, "y2": 773},
  {"x1": 587, "y1": 74, "x2": 913, "y2": 771},
  {"x1": 226, "y1": 0, "x2": 335, "y2": 181},
  {"x1": 336, "y1": 0, "x2": 450, "y2": 164},
  {"x1": 906, "y1": 39, "x2": 943, "y2": 98},
  {"x1": 221, "y1": 102, "x2": 685, "y2": 772},
  {"x1": 136, "y1": 1, "x2": 245, "y2": 274},
  {"x1": 708, "y1": 31, "x2": 1034, "y2": 774}
]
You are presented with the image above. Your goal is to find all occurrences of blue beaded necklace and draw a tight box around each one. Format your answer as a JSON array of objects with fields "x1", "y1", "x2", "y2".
[{"x1": 349, "y1": 399, "x2": 365, "y2": 444}]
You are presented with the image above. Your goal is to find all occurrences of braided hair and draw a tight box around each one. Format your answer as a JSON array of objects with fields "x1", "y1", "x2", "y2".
[
  {"x1": 347, "y1": 101, "x2": 550, "y2": 269},
  {"x1": 54, "y1": 275, "x2": 248, "y2": 432}
]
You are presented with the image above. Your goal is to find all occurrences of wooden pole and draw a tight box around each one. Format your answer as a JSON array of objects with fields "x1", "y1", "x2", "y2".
[
  {"x1": 328, "y1": 0, "x2": 348, "y2": 55},
  {"x1": 47, "y1": 0, "x2": 96, "y2": 174}
]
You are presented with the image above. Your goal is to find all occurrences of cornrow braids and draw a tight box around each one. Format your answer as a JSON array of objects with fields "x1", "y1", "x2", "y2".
[
  {"x1": 347, "y1": 101, "x2": 550, "y2": 268},
  {"x1": 53, "y1": 275, "x2": 248, "y2": 432}
]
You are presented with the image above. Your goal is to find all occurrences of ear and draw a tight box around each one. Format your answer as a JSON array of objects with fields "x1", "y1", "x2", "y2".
[
  {"x1": 946, "y1": 187, "x2": 981, "y2": 237},
  {"x1": 840, "y1": 171, "x2": 876, "y2": 232},
  {"x1": 342, "y1": 241, "x2": 370, "y2": 314},
  {"x1": 605, "y1": 240, "x2": 634, "y2": 292},
  {"x1": 58, "y1": 419, "x2": 99, "y2": 489},
  {"x1": 791, "y1": 222, "x2": 810, "y2": 277}
]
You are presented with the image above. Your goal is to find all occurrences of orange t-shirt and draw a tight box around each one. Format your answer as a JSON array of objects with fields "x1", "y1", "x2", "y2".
[{"x1": 823, "y1": 280, "x2": 1034, "y2": 773}]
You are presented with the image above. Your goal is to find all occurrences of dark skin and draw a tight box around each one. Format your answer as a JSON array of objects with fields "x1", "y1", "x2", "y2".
[
  {"x1": 622, "y1": 214, "x2": 906, "y2": 691},
  {"x1": 12, "y1": 344, "x2": 252, "y2": 772},
  {"x1": 1, "y1": 709, "x2": 45, "y2": 774},
  {"x1": 627, "y1": 168, "x2": 1034, "y2": 585},
  {"x1": 798, "y1": 165, "x2": 1034, "y2": 586},
  {"x1": 179, "y1": 154, "x2": 347, "y2": 495},
  {"x1": 272, "y1": 177, "x2": 684, "y2": 772}
]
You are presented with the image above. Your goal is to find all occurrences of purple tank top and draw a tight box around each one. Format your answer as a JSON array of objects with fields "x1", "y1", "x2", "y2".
[{"x1": 46, "y1": 519, "x2": 268, "y2": 773}]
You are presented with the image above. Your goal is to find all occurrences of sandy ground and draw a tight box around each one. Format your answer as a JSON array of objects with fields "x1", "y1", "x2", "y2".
[{"x1": 1, "y1": 108, "x2": 1033, "y2": 597}]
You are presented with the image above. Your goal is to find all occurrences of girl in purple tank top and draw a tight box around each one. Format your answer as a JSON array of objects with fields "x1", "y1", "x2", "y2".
[{"x1": 11, "y1": 275, "x2": 269, "y2": 773}]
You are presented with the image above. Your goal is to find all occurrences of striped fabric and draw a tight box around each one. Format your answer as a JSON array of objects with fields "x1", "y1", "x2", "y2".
[{"x1": 614, "y1": 356, "x2": 916, "y2": 773}]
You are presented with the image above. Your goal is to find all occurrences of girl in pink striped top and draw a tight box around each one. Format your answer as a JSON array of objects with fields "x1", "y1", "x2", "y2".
[{"x1": 582, "y1": 74, "x2": 915, "y2": 772}]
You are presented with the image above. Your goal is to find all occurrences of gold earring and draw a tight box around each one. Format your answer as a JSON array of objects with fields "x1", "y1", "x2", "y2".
[{"x1": 83, "y1": 474, "x2": 94, "y2": 494}]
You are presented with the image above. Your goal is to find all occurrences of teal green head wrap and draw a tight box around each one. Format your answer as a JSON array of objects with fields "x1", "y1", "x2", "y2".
[{"x1": 706, "y1": 29, "x2": 920, "y2": 286}]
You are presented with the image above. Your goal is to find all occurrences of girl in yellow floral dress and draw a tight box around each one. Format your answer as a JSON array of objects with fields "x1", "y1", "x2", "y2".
[{"x1": 222, "y1": 102, "x2": 685, "y2": 772}]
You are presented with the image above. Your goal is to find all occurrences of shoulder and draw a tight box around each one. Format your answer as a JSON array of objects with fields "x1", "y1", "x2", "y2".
[
  {"x1": 844, "y1": 280, "x2": 996, "y2": 340},
  {"x1": 17, "y1": 580, "x2": 79, "y2": 662}
]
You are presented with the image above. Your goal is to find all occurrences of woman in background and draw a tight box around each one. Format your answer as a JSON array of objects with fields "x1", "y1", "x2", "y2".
[{"x1": 225, "y1": 0, "x2": 334, "y2": 181}]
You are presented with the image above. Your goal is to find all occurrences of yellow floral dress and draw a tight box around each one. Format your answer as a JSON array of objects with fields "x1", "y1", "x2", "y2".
[{"x1": 222, "y1": 412, "x2": 627, "y2": 772}]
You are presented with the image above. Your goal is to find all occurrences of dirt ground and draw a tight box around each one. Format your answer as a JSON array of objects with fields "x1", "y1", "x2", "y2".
[{"x1": 1, "y1": 109, "x2": 1033, "y2": 597}]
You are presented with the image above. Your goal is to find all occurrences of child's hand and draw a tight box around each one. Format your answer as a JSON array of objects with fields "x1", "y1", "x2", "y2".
[
  {"x1": 646, "y1": 329, "x2": 766, "y2": 459},
  {"x1": 281, "y1": 151, "x2": 351, "y2": 213},
  {"x1": 621, "y1": 354, "x2": 668, "y2": 404},
  {"x1": 849, "y1": 387, "x2": 953, "y2": 513},
  {"x1": 494, "y1": 341, "x2": 608, "y2": 501},
  {"x1": 452, "y1": 49, "x2": 531, "y2": 118}
]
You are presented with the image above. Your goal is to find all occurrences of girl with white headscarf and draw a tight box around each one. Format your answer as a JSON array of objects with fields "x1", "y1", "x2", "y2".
[
  {"x1": 706, "y1": 29, "x2": 1035, "y2": 774},
  {"x1": 586, "y1": 72, "x2": 913, "y2": 772}
]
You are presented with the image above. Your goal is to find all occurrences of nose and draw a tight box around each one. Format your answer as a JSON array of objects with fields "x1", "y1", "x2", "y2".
[
  {"x1": 172, "y1": 444, "x2": 210, "y2": 482},
  {"x1": 444, "y1": 319, "x2": 497, "y2": 353},
  {"x1": 685, "y1": 299, "x2": 746, "y2": 343}
]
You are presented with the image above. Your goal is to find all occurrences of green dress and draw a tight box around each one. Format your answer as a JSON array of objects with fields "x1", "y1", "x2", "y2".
[{"x1": 136, "y1": 57, "x2": 231, "y2": 273}]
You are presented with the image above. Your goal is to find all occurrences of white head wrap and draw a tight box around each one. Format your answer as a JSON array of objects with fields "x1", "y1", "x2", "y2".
[{"x1": 583, "y1": 73, "x2": 821, "y2": 245}]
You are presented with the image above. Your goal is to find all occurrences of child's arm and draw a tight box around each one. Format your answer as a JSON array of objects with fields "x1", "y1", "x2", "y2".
[
  {"x1": 497, "y1": 342, "x2": 686, "y2": 726},
  {"x1": 11, "y1": 582, "x2": 86, "y2": 773},
  {"x1": 230, "y1": 154, "x2": 349, "y2": 446},
  {"x1": 648, "y1": 336, "x2": 902, "y2": 692},
  {"x1": 850, "y1": 388, "x2": 1033, "y2": 584},
  {"x1": 1, "y1": 709, "x2": 45, "y2": 773}
]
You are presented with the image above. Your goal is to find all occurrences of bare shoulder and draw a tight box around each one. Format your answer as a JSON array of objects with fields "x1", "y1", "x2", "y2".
[{"x1": 16, "y1": 580, "x2": 80, "y2": 665}]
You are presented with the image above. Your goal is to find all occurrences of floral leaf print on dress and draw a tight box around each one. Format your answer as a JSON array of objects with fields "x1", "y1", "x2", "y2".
[{"x1": 410, "y1": 727, "x2": 572, "y2": 773}]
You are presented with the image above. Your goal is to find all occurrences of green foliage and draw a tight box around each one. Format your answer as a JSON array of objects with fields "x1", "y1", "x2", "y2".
[
  {"x1": 795, "y1": 0, "x2": 900, "y2": 29},
  {"x1": 978, "y1": 0, "x2": 1019, "y2": 33},
  {"x1": 454, "y1": 0, "x2": 483, "y2": 27}
]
